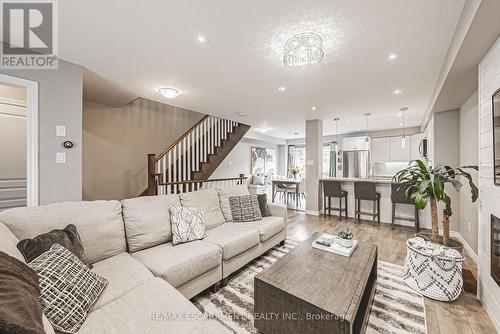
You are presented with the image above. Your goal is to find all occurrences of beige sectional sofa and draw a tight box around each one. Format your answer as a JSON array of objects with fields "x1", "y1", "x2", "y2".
[{"x1": 0, "y1": 185, "x2": 287, "y2": 334}]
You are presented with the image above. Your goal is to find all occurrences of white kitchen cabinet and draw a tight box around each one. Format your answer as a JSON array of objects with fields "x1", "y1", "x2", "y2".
[
  {"x1": 342, "y1": 137, "x2": 357, "y2": 151},
  {"x1": 410, "y1": 133, "x2": 424, "y2": 160},
  {"x1": 390, "y1": 136, "x2": 411, "y2": 161},
  {"x1": 371, "y1": 137, "x2": 391, "y2": 162},
  {"x1": 343, "y1": 136, "x2": 370, "y2": 151}
]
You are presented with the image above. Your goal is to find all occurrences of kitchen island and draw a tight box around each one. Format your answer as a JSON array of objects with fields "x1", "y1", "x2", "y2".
[{"x1": 319, "y1": 177, "x2": 430, "y2": 229}]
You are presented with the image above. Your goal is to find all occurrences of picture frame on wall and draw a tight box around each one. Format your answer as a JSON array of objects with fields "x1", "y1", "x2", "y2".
[{"x1": 251, "y1": 147, "x2": 276, "y2": 176}]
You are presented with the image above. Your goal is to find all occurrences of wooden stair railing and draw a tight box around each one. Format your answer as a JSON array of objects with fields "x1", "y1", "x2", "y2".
[{"x1": 144, "y1": 115, "x2": 250, "y2": 196}]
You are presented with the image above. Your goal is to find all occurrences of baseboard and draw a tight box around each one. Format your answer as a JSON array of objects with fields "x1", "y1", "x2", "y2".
[
  {"x1": 305, "y1": 210, "x2": 320, "y2": 216},
  {"x1": 449, "y1": 231, "x2": 478, "y2": 265},
  {"x1": 479, "y1": 277, "x2": 500, "y2": 332}
]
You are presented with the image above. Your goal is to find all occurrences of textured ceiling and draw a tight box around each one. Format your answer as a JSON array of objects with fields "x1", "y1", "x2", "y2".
[{"x1": 60, "y1": 0, "x2": 465, "y2": 139}]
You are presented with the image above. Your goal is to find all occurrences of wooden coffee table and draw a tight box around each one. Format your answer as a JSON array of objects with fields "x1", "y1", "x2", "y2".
[{"x1": 254, "y1": 232, "x2": 378, "y2": 334}]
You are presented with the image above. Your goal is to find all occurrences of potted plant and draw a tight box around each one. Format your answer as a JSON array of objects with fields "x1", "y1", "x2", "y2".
[
  {"x1": 336, "y1": 227, "x2": 354, "y2": 248},
  {"x1": 288, "y1": 166, "x2": 301, "y2": 180},
  {"x1": 393, "y1": 160, "x2": 478, "y2": 247}
]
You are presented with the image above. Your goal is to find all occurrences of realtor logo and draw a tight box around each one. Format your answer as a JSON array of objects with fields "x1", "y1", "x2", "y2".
[{"x1": 1, "y1": 0, "x2": 58, "y2": 69}]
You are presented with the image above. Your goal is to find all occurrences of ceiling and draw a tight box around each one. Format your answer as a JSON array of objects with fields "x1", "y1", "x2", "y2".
[{"x1": 59, "y1": 0, "x2": 465, "y2": 139}]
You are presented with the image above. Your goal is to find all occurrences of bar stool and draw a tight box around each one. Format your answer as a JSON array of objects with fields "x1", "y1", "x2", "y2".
[
  {"x1": 323, "y1": 181, "x2": 348, "y2": 220},
  {"x1": 354, "y1": 181, "x2": 380, "y2": 225},
  {"x1": 391, "y1": 183, "x2": 420, "y2": 231}
]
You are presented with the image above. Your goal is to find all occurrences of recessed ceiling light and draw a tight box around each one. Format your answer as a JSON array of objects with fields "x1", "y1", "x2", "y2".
[
  {"x1": 197, "y1": 35, "x2": 209, "y2": 43},
  {"x1": 393, "y1": 89, "x2": 403, "y2": 95},
  {"x1": 311, "y1": 106, "x2": 317, "y2": 111},
  {"x1": 278, "y1": 86, "x2": 287, "y2": 92},
  {"x1": 155, "y1": 87, "x2": 180, "y2": 99},
  {"x1": 388, "y1": 52, "x2": 400, "y2": 60},
  {"x1": 398, "y1": 112, "x2": 402, "y2": 117}
]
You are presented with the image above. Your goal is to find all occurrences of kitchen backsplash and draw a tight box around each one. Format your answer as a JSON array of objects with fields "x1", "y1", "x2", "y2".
[{"x1": 371, "y1": 161, "x2": 410, "y2": 178}]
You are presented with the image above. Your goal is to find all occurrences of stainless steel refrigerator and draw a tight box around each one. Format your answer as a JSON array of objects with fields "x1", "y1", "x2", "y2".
[{"x1": 343, "y1": 150, "x2": 370, "y2": 178}]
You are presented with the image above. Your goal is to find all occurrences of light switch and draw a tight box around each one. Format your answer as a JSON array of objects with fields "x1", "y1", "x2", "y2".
[
  {"x1": 56, "y1": 152, "x2": 66, "y2": 164},
  {"x1": 56, "y1": 125, "x2": 66, "y2": 137}
]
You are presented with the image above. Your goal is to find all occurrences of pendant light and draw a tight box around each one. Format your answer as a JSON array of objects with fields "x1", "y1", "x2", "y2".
[
  {"x1": 334, "y1": 117, "x2": 340, "y2": 151},
  {"x1": 363, "y1": 112, "x2": 371, "y2": 142},
  {"x1": 400, "y1": 107, "x2": 408, "y2": 148}
]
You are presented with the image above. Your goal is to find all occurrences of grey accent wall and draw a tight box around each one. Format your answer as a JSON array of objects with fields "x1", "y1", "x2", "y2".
[
  {"x1": 83, "y1": 98, "x2": 204, "y2": 200},
  {"x1": 0, "y1": 60, "x2": 83, "y2": 205},
  {"x1": 305, "y1": 120, "x2": 323, "y2": 214},
  {"x1": 459, "y1": 91, "x2": 479, "y2": 253}
]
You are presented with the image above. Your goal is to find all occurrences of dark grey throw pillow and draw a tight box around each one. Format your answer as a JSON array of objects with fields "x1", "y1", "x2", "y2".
[
  {"x1": 17, "y1": 224, "x2": 92, "y2": 268},
  {"x1": 257, "y1": 194, "x2": 272, "y2": 217},
  {"x1": 229, "y1": 195, "x2": 262, "y2": 222}
]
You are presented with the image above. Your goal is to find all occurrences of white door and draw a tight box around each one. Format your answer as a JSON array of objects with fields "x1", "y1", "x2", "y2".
[{"x1": 0, "y1": 84, "x2": 27, "y2": 211}]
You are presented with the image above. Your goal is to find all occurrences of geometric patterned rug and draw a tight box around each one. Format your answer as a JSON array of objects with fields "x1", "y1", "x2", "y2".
[{"x1": 193, "y1": 239, "x2": 427, "y2": 334}]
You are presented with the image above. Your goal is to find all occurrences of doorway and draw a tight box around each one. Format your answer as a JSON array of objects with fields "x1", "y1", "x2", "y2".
[{"x1": 0, "y1": 74, "x2": 38, "y2": 209}]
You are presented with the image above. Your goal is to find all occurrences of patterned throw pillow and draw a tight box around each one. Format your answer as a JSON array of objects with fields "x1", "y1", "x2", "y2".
[
  {"x1": 229, "y1": 195, "x2": 263, "y2": 222},
  {"x1": 27, "y1": 244, "x2": 107, "y2": 334},
  {"x1": 170, "y1": 206, "x2": 206, "y2": 245}
]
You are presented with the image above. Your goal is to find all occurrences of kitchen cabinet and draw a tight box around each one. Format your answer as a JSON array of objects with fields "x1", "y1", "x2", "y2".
[
  {"x1": 410, "y1": 133, "x2": 424, "y2": 160},
  {"x1": 343, "y1": 136, "x2": 370, "y2": 151},
  {"x1": 390, "y1": 136, "x2": 411, "y2": 161},
  {"x1": 371, "y1": 137, "x2": 391, "y2": 161}
]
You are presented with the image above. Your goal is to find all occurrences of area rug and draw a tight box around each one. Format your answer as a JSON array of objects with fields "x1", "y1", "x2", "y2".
[{"x1": 193, "y1": 239, "x2": 427, "y2": 334}]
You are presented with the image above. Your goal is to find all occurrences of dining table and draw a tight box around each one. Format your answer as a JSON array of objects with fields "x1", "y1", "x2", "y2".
[{"x1": 271, "y1": 179, "x2": 301, "y2": 208}]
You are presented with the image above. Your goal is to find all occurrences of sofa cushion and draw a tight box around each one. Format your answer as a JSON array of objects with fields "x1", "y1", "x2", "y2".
[
  {"x1": 217, "y1": 185, "x2": 249, "y2": 222},
  {"x1": 0, "y1": 201, "x2": 126, "y2": 264},
  {"x1": 132, "y1": 241, "x2": 221, "y2": 288},
  {"x1": 91, "y1": 252, "x2": 154, "y2": 311},
  {"x1": 203, "y1": 223, "x2": 260, "y2": 260},
  {"x1": 78, "y1": 278, "x2": 230, "y2": 334},
  {"x1": 235, "y1": 216, "x2": 286, "y2": 242},
  {"x1": 121, "y1": 194, "x2": 181, "y2": 252},
  {"x1": 0, "y1": 221, "x2": 24, "y2": 261},
  {"x1": 180, "y1": 189, "x2": 225, "y2": 229}
]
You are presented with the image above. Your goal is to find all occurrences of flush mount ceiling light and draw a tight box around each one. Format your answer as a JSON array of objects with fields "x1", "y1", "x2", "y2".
[
  {"x1": 388, "y1": 52, "x2": 400, "y2": 60},
  {"x1": 311, "y1": 106, "x2": 317, "y2": 111},
  {"x1": 278, "y1": 86, "x2": 287, "y2": 92},
  {"x1": 235, "y1": 112, "x2": 245, "y2": 117},
  {"x1": 283, "y1": 32, "x2": 324, "y2": 68},
  {"x1": 197, "y1": 35, "x2": 209, "y2": 43},
  {"x1": 155, "y1": 87, "x2": 180, "y2": 99},
  {"x1": 393, "y1": 89, "x2": 403, "y2": 95}
]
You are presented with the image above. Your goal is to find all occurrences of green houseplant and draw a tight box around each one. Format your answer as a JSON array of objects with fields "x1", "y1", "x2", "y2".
[{"x1": 393, "y1": 160, "x2": 478, "y2": 246}]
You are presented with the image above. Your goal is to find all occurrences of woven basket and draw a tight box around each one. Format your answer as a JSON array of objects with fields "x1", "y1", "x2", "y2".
[{"x1": 403, "y1": 236, "x2": 464, "y2": 301}]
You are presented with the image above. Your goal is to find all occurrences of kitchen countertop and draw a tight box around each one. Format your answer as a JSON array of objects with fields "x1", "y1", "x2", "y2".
[{"x1": 319, "y1": 177, "x2": 393, "y2": 184}]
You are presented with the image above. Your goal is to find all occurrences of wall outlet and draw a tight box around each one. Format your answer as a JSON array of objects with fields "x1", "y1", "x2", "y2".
[
  {"x1": 467, "y1": 221, "x2": 472, "y2": 232},
  {"x1": 56, "y1": 152, "x2": 66, "y2": 164}
]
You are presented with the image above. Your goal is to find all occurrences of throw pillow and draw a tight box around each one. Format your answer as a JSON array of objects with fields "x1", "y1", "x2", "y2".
[
  {"x1": 252, "y1": 175, "x2": 265, "y2": 186},
  {"x1": 17, "y1": 224, "x2": 92, "y2": 268},
  {"x1": 170, "y1": 206, "x2": 206, "y2": 245},
  {"x1": 257, "y1": 194, "x2": 272, "y2": 217},
  {"x1": 28, "y1": 244, "x2": 107, "y2": 333},
  {"x1": 0, "y1": 251, "x2": 45, "y2": 334},
  {"x1": 229, "y1": 195, "x2": 263, "y2": 222}
]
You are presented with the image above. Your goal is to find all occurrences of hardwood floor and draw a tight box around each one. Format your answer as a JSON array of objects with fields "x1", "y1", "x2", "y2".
[{"x1": 285, "y1": 210, "x2": 497, "y2": 334}]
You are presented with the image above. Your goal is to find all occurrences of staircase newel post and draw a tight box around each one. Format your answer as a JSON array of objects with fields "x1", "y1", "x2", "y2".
[{"x1": 147, "y1": 154, "x2": 157, "y2": 196}]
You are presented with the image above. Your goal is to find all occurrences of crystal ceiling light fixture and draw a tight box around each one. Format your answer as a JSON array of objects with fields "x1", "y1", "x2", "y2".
[
  {"x1": 283, "y1": 32, "x2": 324, "y2": 68},
  {"x1": 155, "y1": 87, "x2": 180, "y2": 99},
  {"x1": 400, "y1": 107, "x2": 408, "y2": 148}
]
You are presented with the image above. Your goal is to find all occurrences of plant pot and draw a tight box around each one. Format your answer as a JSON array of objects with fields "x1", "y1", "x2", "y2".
[
  {"x1": 416, "y1": 232, "x2": 464, "y2": 255},
  {"x1": 338, "y1": 238, "x2": 353, "y2": 248}
]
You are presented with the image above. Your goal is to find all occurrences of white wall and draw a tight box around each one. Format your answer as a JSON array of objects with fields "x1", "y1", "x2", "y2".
[
  {"x1": 478, "y1": 35, "x2": 500, "y2": 332},
  {"x1": 0, "y1": 60, "x2": 83, "y2": 205},
  {"x1": 459, "y1": 91, "x2": 479, "y2": 253}
]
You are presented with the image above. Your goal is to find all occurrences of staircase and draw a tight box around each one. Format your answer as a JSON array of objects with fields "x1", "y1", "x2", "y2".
[{"x1": 144, "y1": 115, "x2": 250, "y2": 195}]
